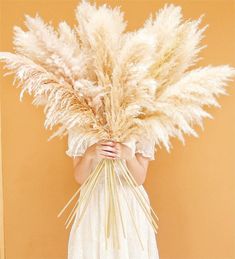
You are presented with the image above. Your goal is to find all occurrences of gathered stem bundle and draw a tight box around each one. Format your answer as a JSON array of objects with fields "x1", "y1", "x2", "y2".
[{"x1": 57, "y1": 158, "x2": 159, "y2": 249}]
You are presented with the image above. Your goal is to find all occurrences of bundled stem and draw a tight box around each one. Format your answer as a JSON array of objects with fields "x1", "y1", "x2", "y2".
[{"x1": 57, "y1": 158, "x2": 159, "y2": 250}]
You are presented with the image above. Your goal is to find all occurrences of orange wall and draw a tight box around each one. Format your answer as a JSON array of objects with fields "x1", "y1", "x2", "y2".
[{"x1": 1, "y1": 1, "x2": 235, "y2": 258}]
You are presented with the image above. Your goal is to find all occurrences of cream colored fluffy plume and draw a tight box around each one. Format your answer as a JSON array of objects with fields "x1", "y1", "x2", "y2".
[{"x1": 0, "y1": 0, "x2": 234, "y2": 154}]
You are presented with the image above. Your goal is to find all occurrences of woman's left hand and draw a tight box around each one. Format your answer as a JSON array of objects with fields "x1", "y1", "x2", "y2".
[{"x1": 113, "y1": 141, "x2": 133, "y2": 160}]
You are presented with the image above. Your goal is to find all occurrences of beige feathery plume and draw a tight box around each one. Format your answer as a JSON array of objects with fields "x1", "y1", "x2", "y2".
[
  {"x1": 0, "y1": 0, "x2": 234, "y2": 249},
  {"x1": 1, "y1": 1, "x2": 234, "y2": 150}
]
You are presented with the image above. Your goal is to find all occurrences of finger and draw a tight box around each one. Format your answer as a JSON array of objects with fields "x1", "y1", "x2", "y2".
[
  {"x1": 100, "y1": 151, "x2": 116, "y2": 159},
  {"x1": 103, "y1": 145, "x2": 117, "y2": 151},
  {"x1": 96, "y1": 143, "x2": 116, "y2": 152},
  {"x1": 100, "y1": 141, "x2": 116, "y2": 146},
  {"x1": 101, "y1": 147, "x2": 117, "y2": 154},
  {"x1": 99, "y1": 154, "x2": 115, "y2": 160},
  {"x1": 100, "y1": 146, "x2": 118, "y2": 153}
]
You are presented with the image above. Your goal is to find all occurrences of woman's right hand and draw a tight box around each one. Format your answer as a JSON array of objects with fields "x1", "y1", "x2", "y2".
[{"x1": 84, "y1": 139, "x2": 119, "y2": 160}]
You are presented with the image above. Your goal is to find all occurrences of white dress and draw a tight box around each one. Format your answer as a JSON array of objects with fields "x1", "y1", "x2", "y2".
[{"x1": 65, "y1": 134, "x2": 160, "y2": 259}]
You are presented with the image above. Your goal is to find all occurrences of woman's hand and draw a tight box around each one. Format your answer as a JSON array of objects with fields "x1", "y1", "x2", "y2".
[
  {"x1": 114, "y1": 142, "x2": 133, "y2": 160},
  {"x1": 84, "y1": 140, "x2": 133, "y2": 160},
  {"x1": 84, "y1": 140, "x2": 118, "y2": 160}
]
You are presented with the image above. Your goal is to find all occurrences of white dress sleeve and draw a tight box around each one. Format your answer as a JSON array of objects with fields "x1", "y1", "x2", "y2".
[
  {"x1": 65, "y1": 129, "x2": 97, "y2": 158},
  {"x1": 122, "y1": 138, "x2": 136, "y2": 159},
  {"x1": 135, "y1": 137, "x2": 156, "y2": 161}
]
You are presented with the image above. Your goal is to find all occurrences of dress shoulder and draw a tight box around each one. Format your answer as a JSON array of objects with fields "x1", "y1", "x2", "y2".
[
  {"x1": 122, "y1": 137, "x2": 156, "y2": 161},
  {"x1": 135, "y1": 137, "x2": 156, "y2": 161},
  {"x1": 65, "y1": 129, "x2": 97, "y2": 158}
]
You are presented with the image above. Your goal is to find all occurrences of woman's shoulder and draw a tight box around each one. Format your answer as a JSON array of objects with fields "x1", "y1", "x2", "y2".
[
  {"x1": 66, "y1": 129, "x2": 98, "y2": 158},
  {"x1": 135, "y1": 136, "x2": 156, "y2": 161},
  {"x1": 123, "y1": 136, "x2": 156, "y2": 161}
]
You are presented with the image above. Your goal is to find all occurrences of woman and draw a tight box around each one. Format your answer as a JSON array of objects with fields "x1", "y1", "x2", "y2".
[{"x1": 66, "y1": 137, "x2": 160, "y2": 259}]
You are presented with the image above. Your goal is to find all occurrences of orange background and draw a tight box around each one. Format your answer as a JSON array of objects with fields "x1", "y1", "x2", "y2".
[{"x1": 1, "y1": 1, "x2": 235, "y2": 258}]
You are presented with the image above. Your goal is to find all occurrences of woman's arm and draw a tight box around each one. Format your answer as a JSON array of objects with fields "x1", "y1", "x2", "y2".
[
  {"x1": 72, "y1": 155, "x2": 93, "y2": 185},
  {"x1": 125, "y1": 153, "x2": 150, "y2": 186},
  {"x1": 115, "y1": 142, "x2": 150, "y2": 186},
  {"x1": 72, "y1": 140, "x2": 118, "y2": 185}
]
